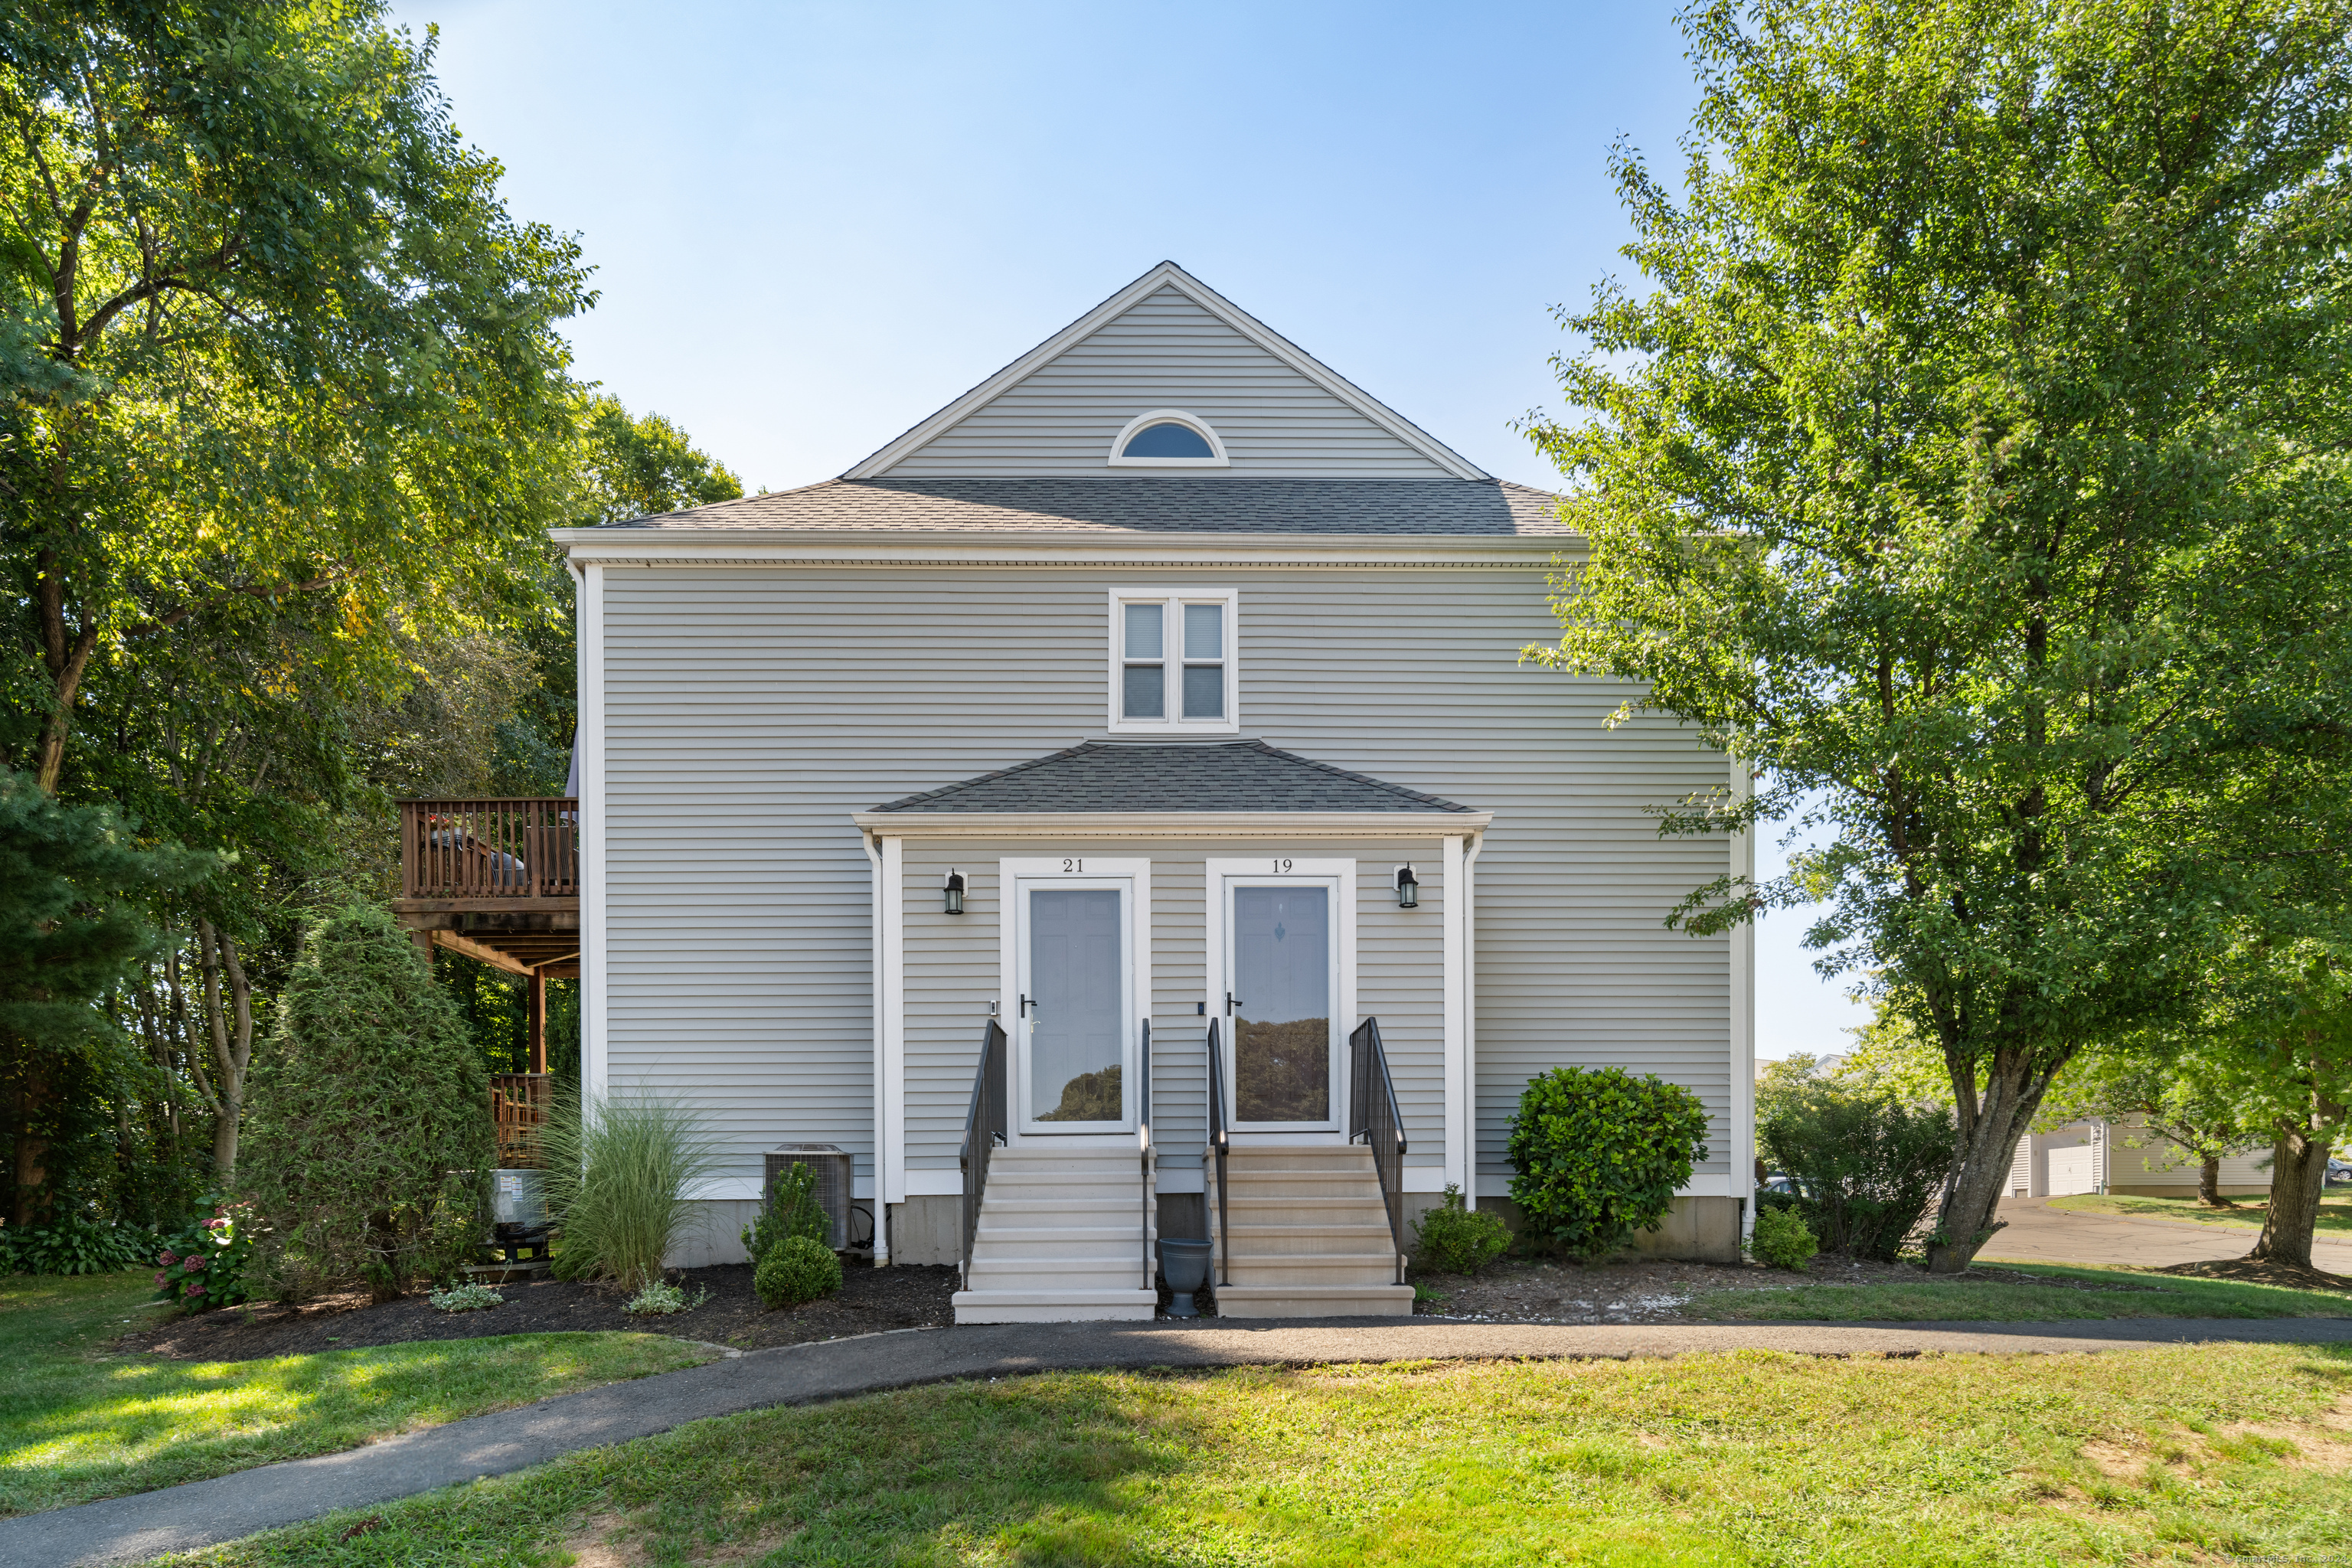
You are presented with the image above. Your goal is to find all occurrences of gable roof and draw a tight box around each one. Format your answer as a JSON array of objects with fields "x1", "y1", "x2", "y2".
[
  {"x1": 865, "y1": 740, "x2": 1479, "y2": 815},
  {"x1": 845, "y1": 263, "x2": 1488, "y2": 482},
  {"x1": 588, "y1": 476, "x2": 1570, "y2": 536}
]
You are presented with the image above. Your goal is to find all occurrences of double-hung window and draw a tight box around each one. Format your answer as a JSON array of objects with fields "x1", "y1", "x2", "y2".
[{"x1": 1109, "y1": 589, "x2": 1238, "y2": 733}]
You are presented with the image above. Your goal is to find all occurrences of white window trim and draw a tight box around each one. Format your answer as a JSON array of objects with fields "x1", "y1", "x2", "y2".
[
  {"x1": 1204, "y1": 855, "x2": 1357, "y2": 1139},
  {"x1": 997, "y1": 856, "x2": 1154, "y2": 1146},
  {"x1": 1106, "y1": 587, "x2": 1240, "y2": 735},
  {"x1": 1106, "y1": 408, "x2": 1230, "y2": 468}
]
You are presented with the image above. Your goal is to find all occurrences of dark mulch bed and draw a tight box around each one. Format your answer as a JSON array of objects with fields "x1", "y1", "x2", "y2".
[
  {"x1": 2154, "y1": 1256, "x2": 2352, "y2": 1294},
  {"x1": 117, "y1": 1263, "x2": 959, "y2": 1362}
]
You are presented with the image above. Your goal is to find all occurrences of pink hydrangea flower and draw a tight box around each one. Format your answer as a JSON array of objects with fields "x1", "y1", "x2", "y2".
[
  {"x1": 158, "y1": 1250, "x2": 178, "y2": 1266},
  {"x1": 153, "y1": 1272, "x2": 168, "y2": 1286},
  {"x1": 186, "y1": 1283, "x2": 206, "y2": 1298},
  {"x1": 182, "y1": 1256, "x2": 205, "y2": 1273}
]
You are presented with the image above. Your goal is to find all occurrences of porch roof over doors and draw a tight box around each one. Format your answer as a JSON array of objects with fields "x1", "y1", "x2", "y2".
[{"x1": 851, "y1": 740, "x2": 1491, "y2": 837}]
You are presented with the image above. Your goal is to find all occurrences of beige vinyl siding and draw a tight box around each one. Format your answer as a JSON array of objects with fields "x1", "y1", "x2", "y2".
[
  {"x1": 598, "y1": 562, "x2": 1733, "y2": 1189},
  {"x1": 897, "y1": 840, "x2": 1447, "y2": 1178},
  {"x1": 880, "y1": 287, "x2": 1454, "y2": 479}
]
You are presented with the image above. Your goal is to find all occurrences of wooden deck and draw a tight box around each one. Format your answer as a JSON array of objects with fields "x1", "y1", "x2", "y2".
[{"x1": 394, "y1": 798, "x2": 581, "y2": 1074}]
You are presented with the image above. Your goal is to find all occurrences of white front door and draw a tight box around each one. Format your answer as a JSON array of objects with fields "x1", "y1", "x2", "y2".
[
  {"x1": 1003, "y1": 858, "x2": 1148, "y2": 1141},
  {"x1": 1208, "y1": 858, "x2": 1354, "y2": 1140}
]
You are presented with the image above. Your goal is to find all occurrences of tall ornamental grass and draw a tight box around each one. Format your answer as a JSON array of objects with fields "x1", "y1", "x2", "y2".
[{"x1": 543, "y1": 1089, "x2": 722, "y2": 1292}]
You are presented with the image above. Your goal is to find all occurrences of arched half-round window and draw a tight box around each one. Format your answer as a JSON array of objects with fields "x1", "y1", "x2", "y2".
[{"x1": 1108, "y1": 410, "x2": 1230, "y2": 468}]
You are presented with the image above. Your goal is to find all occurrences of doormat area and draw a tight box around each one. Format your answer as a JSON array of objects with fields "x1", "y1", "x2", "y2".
[{"x1": 116, "y1": 1263, "x2": 959, "y2": 1362}]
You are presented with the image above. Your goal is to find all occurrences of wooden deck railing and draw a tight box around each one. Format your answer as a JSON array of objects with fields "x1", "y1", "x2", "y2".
[
  {"x1": 400, "y1": 799, "x2": 578, "y2": 900},
  {"x1": 491, "y1": 1073, "x2": 551, "y2": 1168}
]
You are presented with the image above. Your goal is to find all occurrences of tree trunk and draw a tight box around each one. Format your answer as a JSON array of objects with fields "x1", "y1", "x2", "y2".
[
  {"x1": 196, "y1": 920, "x2": 255, "y2": 1186},
  {"x1": 2250, "y1": 1129, "x2": 2331, "y2": 1269},
  {"x1": 2197, "y1": 1155, "x2": 2226, "y2": 1209},
  {"x1": 1923, "y1": 1051, "x2": 2044, "y2": 1273},
  {"x1": 5, "y1": 1052, "x2": 52, "y2": 1228}
]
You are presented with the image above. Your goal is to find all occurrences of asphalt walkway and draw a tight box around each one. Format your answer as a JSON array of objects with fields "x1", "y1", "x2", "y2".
[
  {"x1": 1981, "y1": 1196, "x2": 2352, "y2": 1273},
  {"x1": 10, "y1": 1315, "x2": 2352, "y2": 1567}
]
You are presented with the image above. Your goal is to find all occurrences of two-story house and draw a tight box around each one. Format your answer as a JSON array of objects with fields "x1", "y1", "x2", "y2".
[{"x1": 547, "y1": 262, "x2": 1754, "y2": 1321}]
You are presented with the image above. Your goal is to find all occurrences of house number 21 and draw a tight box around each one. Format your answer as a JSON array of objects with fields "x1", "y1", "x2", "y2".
[{"x1": 1060, "y1": 858, "x2": 1084, "y2": 873}]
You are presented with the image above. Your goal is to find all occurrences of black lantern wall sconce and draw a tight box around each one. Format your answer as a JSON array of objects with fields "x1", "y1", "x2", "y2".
[
  {"x1": 1394, "y1": 864, "x2": 1419, "y2": 909},
  {"x1": 943, "y1": 869, "x2": 965, "y2": 916}
]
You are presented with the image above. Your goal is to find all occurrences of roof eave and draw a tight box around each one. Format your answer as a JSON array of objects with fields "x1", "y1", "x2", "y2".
[
  {"x1": 850, "y1": 809, "x2": 1494, "y2": 837},
  {"x1": 551, "y1": 528, "x2": 1580, "y2": 562}
]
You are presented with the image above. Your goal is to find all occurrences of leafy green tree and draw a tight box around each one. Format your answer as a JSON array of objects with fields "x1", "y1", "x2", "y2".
[
  {"x1": 0, "y1": 769, "x2": 205, "y2": 1225},
  {"x1": 2200, "y1": 946, "x2": 2352, "y2": 1271},
  {"x1": 0, "y1": 1, "x2": 590, "y2": 795},
  {"x1": 2043, "y1": 1042, "x2": 2259, "y2": 1209},
  {"x1": 1524, "y1": 0, "x2": 2352, "y2": 1270},
  {"x1": 239, "y1": 903, "x2": 491, "y2": 1301}
]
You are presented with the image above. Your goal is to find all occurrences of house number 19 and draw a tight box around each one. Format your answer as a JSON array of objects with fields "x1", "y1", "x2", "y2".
[{"x1": 1271, "y1": 858, "x2": 1293, "y2": 874}]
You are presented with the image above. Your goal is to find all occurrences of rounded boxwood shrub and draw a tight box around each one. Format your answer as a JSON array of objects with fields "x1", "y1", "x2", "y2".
[
  {"x1": 1506, "y1": 1066, "x2": 1710, "y2": 1260},
  {"x1": 755, "y1": 1234, "x2": 842, "y2": 1308},
  {"x1": 1411, "y1": 1183, "x2": 1512, "y2": 1275},
  {"x1": 1746, "y1": 1200, "x2": 1818, "y2": 1271}
]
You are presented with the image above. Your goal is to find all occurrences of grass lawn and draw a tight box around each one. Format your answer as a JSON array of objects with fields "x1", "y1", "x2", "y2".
[
  {"x1": 0, "y1": 1272, "x2": 717, "y2": 1518},
  {"x1": 2050, "y1": 1190, "x2": 2352, "y2": 1236},
  {"x1": 1684, "y1": 1261, "x2": 2352, "y2": 1322},
  {"x1": 173, "y1": 1344, "x2": 2352, "y2": 1566}
]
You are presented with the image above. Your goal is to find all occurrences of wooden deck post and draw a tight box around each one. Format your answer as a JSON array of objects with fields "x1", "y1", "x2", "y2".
[{"x1": 528, "y1": 966, "x2": 547, "y2": 1075}]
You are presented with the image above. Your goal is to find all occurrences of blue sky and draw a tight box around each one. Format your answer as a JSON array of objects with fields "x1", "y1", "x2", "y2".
[{"x1": 387, "y1": 0, "x2": 1865, "y2": 1059}]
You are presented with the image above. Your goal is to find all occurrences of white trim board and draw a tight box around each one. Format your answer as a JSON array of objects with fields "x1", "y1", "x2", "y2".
[
  {"x1": 1441, "y1": 833, "x2": 1470, "y2": 1194},
  {"x1": 849, "y1": 811, "x2": 1491, "y2": 838},
  {"x1": 842, "y1": 262, "x2": 1488, "y2": 482},
  {"x1": 880, "y1": 835, "x2": 907, "y2": 1205},
  {"x1": 552, "y1": 531, "x2": 1568, "y2": 571},
  {"x1": 579, "y1": 561, "x2": 608, "y2": 1106}
]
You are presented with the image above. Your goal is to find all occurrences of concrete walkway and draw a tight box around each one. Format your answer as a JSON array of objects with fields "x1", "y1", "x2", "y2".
[
  {"x1": 1981, "y1": 1196, "x2": 2352, "y2": 1274},
  {"x1": 11, "y1": 1316, "x2": 2352, "y2": 1568}
]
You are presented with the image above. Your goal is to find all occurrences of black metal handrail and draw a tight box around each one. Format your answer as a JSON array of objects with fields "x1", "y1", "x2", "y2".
[
  {"x1": 959, "y1": 1017, "x2": 1009, "y2": 1292},
  {"x1": 1207, "y1": 1018, "x2": 1230, "y2": 1286},
  {"x1": 1348, "y1": 1016, "x2": 1409, "y2": 1285},
  {"x1": 1138, "y1": 1018, "x2": 1152, "y2": 1291}
]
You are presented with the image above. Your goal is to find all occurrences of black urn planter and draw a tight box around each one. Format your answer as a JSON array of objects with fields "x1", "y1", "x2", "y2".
[{"x1": 1157, "y1": 1237, "x2": 1214, "y2": 1318}]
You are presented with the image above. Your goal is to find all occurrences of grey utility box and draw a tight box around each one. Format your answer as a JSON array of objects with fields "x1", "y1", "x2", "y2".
[{"x1": 763, "y1": 1144, "x2": 854, "y2": 1251}]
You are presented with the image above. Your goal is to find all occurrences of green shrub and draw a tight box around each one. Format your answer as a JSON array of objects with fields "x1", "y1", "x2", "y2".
[
  {"x1": 427, "y1": 1280, "x2": 505, "y2": 1312},
  {"x1": 152, "y1": 1198, "x2": 258, "y2": 1308},
  {"x1": 756, "y1": 1234, "x2": 842, "y2": 1308},
  {"x1": 4, "y1": 1212, "x2": 155, "y2": 1276},
  {"x1": 740, "y1": 1161, "x2": 830, "y2": 1263},
  {"x1": 624, "y1": 1279, "x2": 709, "y2": 1315},
  {"x1": 240, "y1": 906, "x2": 492, "y2": 1302},
  {"x1": 1746, "y1": 1201, "x2": 1818, "y2": 1271},
  {"x1": 1758, "y1": 1077, "x2": 1955, "y2": 1261},
  {"x1": 542, "y1": 1088, "x2": 722, "y2": 1293},
  {"x1": 1412, "y1": 1184, "x2": 1512, "y2": 1275},
  {"x1": 1506, "y1": 1066, "x2": 1711, "y2": 1260}
]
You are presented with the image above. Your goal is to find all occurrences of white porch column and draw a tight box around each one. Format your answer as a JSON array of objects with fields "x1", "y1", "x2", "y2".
[
  {"x1": 1442, "y1": 832, "x2": 1472, "y2": 1196},
  {"x1": 880, "y1": 834, "x2": 906, "y2": 1211}
]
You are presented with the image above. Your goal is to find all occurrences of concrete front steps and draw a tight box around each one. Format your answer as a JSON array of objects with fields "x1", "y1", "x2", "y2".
[
  {"x1": 952, "y1": 1147, "x2": 1158, "y2": 1324},
  {"x1": 1214, "y1": 1143, "x2": 1414, "y2": 1317}
]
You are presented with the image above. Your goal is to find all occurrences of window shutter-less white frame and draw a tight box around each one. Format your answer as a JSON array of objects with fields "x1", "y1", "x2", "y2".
[{"x1": 1106, "y1": 587, "x2": 1239, "y2": 735}]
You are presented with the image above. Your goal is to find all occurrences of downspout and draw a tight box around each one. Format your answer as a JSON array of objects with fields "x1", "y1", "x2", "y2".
[
  {"x1": 864, "y1": 830, "x2": 890, "y2": 1266},
  {"x1": 1462, "y1": 830, "x2": 1484, "y2": 1203}
]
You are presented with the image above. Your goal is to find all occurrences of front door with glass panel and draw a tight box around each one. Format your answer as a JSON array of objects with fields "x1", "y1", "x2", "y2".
[
  {"x1": 1213, "y1": 863, "x2": 1347, "y2": 1135},
  {"x1": 1012, "y1": 873, "x2": 1136, "y2": 1135}
]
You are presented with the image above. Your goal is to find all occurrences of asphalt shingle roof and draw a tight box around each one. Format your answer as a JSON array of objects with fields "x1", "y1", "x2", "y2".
[
  {"x1": 869, "y1": 740, "x2": 1478, "y2": 815},
  {"x1": 594, "y1": 478, "x2": 1570, "y2": 537}
]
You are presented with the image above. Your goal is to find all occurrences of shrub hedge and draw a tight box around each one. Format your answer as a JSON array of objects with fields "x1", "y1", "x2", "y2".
[{"x1": 1506, "y1": 1066, "x2": 1710, "y2": 1260}]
